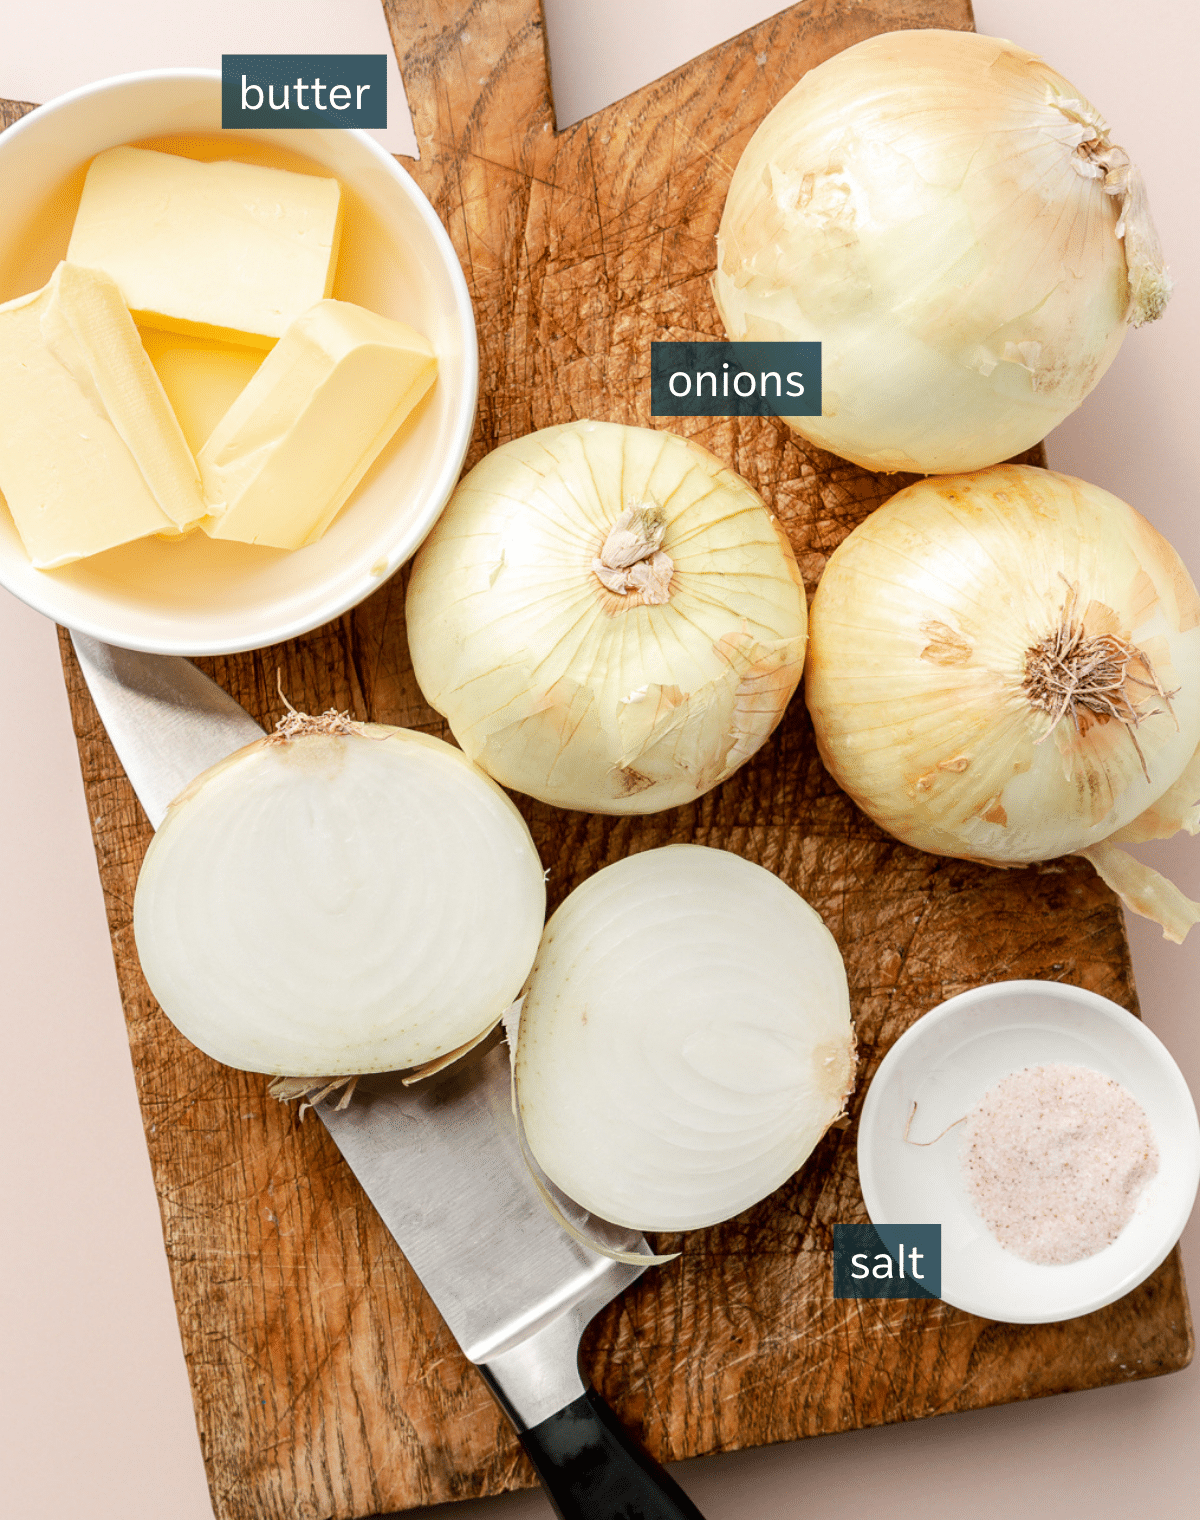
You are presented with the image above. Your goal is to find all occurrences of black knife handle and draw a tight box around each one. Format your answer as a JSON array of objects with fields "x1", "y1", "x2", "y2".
[{"x1": 517, "y1": 1385, "x2": 706, "y2": 1520}]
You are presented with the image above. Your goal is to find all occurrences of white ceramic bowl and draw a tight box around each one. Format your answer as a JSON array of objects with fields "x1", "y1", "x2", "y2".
[
  {"x1": 858, "y1": 980, "x2": 1200, "y2": 1323},
  {"x1": 0, "y1": 70, "x2": 477, "y2": 654}
]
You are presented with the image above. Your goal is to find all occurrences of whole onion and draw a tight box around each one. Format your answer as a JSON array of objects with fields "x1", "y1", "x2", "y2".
[
  {"x1": 805, "y1": 465, "x2": 1200, "y2": 940},
  {"x1": 406, "y1": 421, "x2": 807, "y2": 814},
  {"x1": 713, "y1": 29, "x2": 1170, "y2": 474}
]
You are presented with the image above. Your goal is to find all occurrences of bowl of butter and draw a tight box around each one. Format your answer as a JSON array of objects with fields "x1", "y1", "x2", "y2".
[{"x1": 0, "y1": 70, "x2": 477, "y2": 654}]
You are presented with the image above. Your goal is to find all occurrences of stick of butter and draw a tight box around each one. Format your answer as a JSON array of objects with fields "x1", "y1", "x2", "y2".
[
  {"x1": 67, "y1": 146, "x2": 342, "y2": 348},
  {"x1": 199, "y1": 300, "x2": 437, "y2": 550},
  {"x1": 0, "y1": 263, "x2": 206, "y2": 569}
]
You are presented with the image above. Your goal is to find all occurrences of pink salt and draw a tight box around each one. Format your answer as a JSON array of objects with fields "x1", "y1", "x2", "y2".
[{"x1": 960, "y1": 1063, "x2": 1159, "y2": 1266}]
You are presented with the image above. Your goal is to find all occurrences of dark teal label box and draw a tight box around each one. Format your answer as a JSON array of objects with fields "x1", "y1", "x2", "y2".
[
  {"x1": 651, "y1": 341, "x2": 821, "y2": 417},
  {"x1": 833, "y1": 1223, "x2": 941, "y2": 1299},
  {"x1": 222, "y1": 55, "x2": 387, "y2": 130}
]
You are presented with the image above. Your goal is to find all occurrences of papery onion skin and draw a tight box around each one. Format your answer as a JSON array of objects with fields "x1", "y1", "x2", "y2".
[
  {"x1": 406, "y1": 421, "x2": 808, "y2": 815},
  {"x1": 805, "y1": 466, "x2": 1200, "y2": 904},
  {"x1": 515, "y1": 844, "x2": 856, "y2": 1232},
  {"x1": 133, "y1": 724, "x2": 546, "y2": 1076},
  {"x1": 714, "y1": 29, "x2": 1169, "y2": 474}
]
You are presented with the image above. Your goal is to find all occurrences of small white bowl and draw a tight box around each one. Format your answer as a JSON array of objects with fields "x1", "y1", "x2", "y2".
[
  {"x1": 0, "y1": 70, "x2": 477, "y2": 655},
  {"x1": 858, "y1": 980, "x2": 1200, "y2": 1323}
]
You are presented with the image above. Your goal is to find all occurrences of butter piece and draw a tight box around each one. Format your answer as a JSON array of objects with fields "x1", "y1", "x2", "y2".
[
  {"x1": 199, "y1": 300, "x2": 437, "y2": 550},
  {"x1": 67, "y1": 147, "x2": 342, "y2": 347},
  {"x1": 0, "y1": 264, "x2": 206, "y2": 569},
  {"x1": 42, "y1": 264, "x2": 205, "y2": 530}
]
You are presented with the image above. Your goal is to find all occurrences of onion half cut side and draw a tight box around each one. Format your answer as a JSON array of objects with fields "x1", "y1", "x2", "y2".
[
  {"x1": 133, "y1": 721, "x2": 547, "y2": 1077},
  {"x1": 514, "y1": 844, "x2": 856, "y2": 1232}
]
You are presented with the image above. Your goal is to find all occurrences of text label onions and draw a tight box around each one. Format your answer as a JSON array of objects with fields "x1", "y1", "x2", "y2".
[
  {"x1": 805, "y1": 465, "x2": 1200, "y2": 940},
  {"x1": 514, "y1": 844, "x2": 856, "y2": 1232},
  {"x1": 713, "y1": 29, "x2": 1170, "y2": 474},
  {"x1": 406, "y1": 421, "x2": 808, "y2": 814},
  {"x1": 133, "y1": 717, "x2": 546, "y2": 1075}
]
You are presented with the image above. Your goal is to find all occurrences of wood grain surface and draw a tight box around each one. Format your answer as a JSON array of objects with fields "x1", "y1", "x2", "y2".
[{"x1": 3, "y1": 1, "x2": 1193, "y2": 1517}]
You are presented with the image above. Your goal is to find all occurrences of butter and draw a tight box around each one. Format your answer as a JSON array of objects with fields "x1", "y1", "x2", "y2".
[
  {"x1": 67, "y1": 146, "x2": 342, "y2": 347},
  {"x1": 0, "y1": 263, "x2": 206, "y2": 568},
  {"x1": 199, "y1": 300, "x2": 437, "y2": 550},
  {"x1": 43, "y1": 263, "x2": 206, "y2": 531}
]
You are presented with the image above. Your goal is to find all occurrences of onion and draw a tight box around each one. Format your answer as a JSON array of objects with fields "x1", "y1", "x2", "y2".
[
  {"x1": 133, "y1": 713, "x2": 546, "y2": 1076},
  {"x1": 805, "y1": 465, "x2": 1200, "y2": 940},
  {"x1": 514, "y1": 845, "x2": 856, "y2": 1232},
  {"x1": 406, "y1": 421, "x2": 808, "y2": 814},
  {"x1": 713, "y1": 29, "x2": 1170, "y2": 474}
]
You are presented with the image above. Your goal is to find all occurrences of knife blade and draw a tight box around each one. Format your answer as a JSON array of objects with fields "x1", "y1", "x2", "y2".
[{"x1": 70, "y1": 633, "x2": 705, "y2": 1520}]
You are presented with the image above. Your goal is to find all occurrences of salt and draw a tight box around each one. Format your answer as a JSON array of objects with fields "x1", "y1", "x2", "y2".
[{"x1": 960, "y1": 1063, "x2": 1159, "y2": 1266}]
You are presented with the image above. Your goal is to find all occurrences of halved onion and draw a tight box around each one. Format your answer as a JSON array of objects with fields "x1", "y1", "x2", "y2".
[
  {"x1": 515, "y1": 844, "x2": 856, "y2": 1231},
  {"x1": 133, "y1": 718, "x2": 546, "y2": 1075}
]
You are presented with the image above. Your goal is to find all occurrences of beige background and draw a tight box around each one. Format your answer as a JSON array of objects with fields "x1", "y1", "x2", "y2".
[
  {"x1": 1, "y1": 2, "x2": 1197, "y2": 1517},
  {"x1": 0, "y1": 0, "x2": 419, "y2": 155}
]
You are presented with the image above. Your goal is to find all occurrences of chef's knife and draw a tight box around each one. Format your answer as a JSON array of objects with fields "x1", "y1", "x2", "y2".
[{"x1": 71, "y1": 631, "x2": 705, "y2": 1520}]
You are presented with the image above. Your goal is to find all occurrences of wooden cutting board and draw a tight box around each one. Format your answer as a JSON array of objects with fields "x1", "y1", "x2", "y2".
[{"x1": 4, "y1": 1, "x2": 1193, "y2": 1516}]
